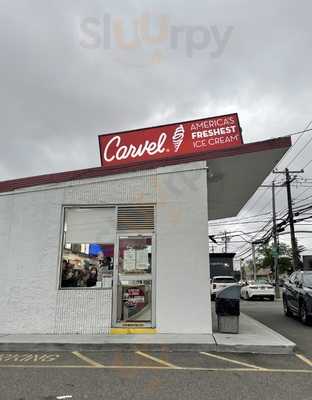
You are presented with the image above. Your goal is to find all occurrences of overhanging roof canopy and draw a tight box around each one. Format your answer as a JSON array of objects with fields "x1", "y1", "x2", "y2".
[
  {"x1": 207, "y1": 138, "x2": 291, "y2": 220},
  {"x1": 0, "y1": 137, "x2": 291, "y2": 200}
]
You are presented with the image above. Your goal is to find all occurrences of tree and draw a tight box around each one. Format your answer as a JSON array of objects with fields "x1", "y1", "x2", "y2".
[{"x1": 257, "y1": 241, "x2": 305, "y2": 275}]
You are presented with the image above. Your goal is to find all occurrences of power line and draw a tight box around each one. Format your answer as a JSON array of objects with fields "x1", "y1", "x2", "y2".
[
  {"x1": 292, "y1": 192, "x2": 312, "y2": 206},
  {"x1": 237, "y1": 119, "x2": 312, "y2": 219},
  {"x1": 280, "y1": 119, "x2": 312, "y2": 168},
  {"x1": 210, "y1": 204, "x2": 292, "y2": 227},
  {"x1": 224, "y1": 178, "x2": 312, "y2": 256},
  {"x1": 211, "y1": 120, "x2": 312, "y2": 257},
  {"x1": 291, "y1": 187, "x2": 312, "y2": 203},
  {"x1": 221, "y1": 207, "x2": 290, "y2": 255}
]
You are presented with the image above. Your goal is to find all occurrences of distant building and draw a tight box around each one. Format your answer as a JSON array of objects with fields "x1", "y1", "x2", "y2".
[
  {"x1": 303, "y1": 256, "x2": 312, "y2": 271},
  {"x1": 209, "y1": 253, "x2": 236, "y2": 279}
]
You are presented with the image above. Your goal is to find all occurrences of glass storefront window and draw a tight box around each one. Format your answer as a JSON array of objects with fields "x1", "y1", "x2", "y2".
[
  {"x1": 116, "y1": 236, "x2": 153, "y2": 323},
  {"x1": 118, "y1": 280, "x2": 152, "y2": 322},
  {"x1": 118, "y1": 237, "x2": 152, "y2": 274},
  {"x1": 60, "y1": 207, "x2": 116, "y2": 289},
  {"x1": 61, "y1": 242, "x2": 114, "y2": 288}
]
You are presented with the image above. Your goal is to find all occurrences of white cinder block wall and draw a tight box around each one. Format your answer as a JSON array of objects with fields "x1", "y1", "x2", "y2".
[
  {"x1": 0, "y1": 163, "x2": 211, "y2": 334},
  {"x1": 156, "y1": 162, "x2": 211, "y2": 334}
]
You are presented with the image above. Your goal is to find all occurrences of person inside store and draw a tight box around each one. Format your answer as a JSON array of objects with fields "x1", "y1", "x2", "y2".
[
  {"x1": 72, "y1": 268, "x2": 82, "y2": 287},
  {"x1": 106, "y1": 256, "x2": 113, "y2": 271},
  {"x1": 86, "y1": 266, "x2": 98, "y2": 287},
  {"x1": 61, "y1": 259, "x2": 76, "y2": 287},
  {"x1": 80, "y1": 267, "x2": 90, "y2": 287}
]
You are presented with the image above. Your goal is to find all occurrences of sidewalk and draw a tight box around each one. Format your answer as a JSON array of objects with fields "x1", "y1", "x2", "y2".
[
  {"x1": 0, "y1": 312, "x2": 295, "y2": 354},
  {"x1": 212, "y1": 312, "x2": 295, "y2": 354}
]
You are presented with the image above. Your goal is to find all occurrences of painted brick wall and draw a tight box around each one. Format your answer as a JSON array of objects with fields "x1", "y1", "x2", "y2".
[
  {"x1": 155, "y1": 162, "x2": 211, "y2": 334},
  {"x1": 54, "y1": 290, "x2": 112, "y2": 334},
  {"x1": 0, "y1": 164, "x2": 211, "y2": 334},
  {"x1": 0, "y1": 170, "x2": 156, "y2": 334},
  {"x1": 0, "y1": 189, "x2": 64, "y2": 333}
]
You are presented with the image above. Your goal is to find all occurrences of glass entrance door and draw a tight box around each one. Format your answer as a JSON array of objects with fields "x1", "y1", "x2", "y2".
[{"x1": 113, "y1": 234, "x2": 155, "y2": 327}]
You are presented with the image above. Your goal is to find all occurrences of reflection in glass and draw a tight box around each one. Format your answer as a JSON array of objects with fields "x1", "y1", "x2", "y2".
[
  {"x1": 61, "y1": 243, "x2": 114, "y2": 289},
  {"x1": 117, "y1": 280, "x2": 152, "y2": 322}
]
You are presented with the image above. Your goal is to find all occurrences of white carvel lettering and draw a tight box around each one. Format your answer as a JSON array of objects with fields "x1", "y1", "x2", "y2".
[
  {"x1": 103, "y1": 136, "x2": 120, "y2": 162},
  {"x1": 103, "y1": 133, "x2": 167, "y2": 163}
]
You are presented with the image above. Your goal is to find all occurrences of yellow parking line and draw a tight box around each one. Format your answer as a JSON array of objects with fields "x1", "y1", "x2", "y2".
[
  {"x1": 295, "y1": 353, "x2": 312, "y2": 368},
  {"x1": 200, "y1": 352, "x2": 267, "y2": 370},
  {"x1": 71, "y1": 351, "x2": 104, "y2": 368},
  {"x1": 0, "y1": 365, "x2": 311, "y2": 373},
  {"x1": 0, "y1": 365, "x2": 95, "y2": 368},
  {"x1": 136, "y1": 351, "x2": 181, "y2": 369},
  {"x1": 0, "y1": 364, "x2": 168, "y2": 369}
]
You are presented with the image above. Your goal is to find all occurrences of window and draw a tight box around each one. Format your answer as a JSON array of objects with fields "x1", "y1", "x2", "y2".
[{"x1": 60, "y1": 207, "x2": 116, "y2": 289}]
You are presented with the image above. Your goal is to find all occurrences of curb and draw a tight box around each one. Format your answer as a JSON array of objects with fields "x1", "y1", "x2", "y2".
[
  {"x1": 214, "y1": 344, "x2": 295, "y2": 355},
  {"x1": 0, "y1": 343, "x2": 218, "y2": 353},
  {"x1": 0, "y1": 341, "x2": 295, "y2": 354}
]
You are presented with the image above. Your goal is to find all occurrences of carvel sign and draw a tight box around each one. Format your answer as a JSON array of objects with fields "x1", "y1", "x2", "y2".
[{"x1": 98, "y1": 113, "x2": 243, "y2": 168}]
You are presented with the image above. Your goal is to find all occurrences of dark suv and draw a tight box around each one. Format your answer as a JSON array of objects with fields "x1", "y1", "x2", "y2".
[{"x1": 283, "y1": 271, "x2": 312, "y2": 325}]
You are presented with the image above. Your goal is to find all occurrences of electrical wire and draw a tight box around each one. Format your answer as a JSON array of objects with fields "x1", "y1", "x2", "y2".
[
  {"x1": 280, "y1": 119, "x2": 312, "y2": 167},
  {"x1": 235, "y1": 120, "x2": 312, "y2": 221},
  {"x1": 211, "y1": 120, "x2": 312, "y2": 257}
]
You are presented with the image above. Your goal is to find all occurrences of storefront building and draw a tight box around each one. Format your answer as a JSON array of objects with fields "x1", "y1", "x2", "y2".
[{"x1": 0, "y1": 114, "x2": 291, "y2": 335}]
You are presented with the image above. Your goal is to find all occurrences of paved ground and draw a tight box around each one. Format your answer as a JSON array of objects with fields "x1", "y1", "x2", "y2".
[
  {"x1": 1, "y1": 300, "x2": 311, "y2": 399},
  {"x1": 241, "y1": 298, "x2": 312, "y2": 356},
  {"x1": 0, "y1": 310, "x2": 295, "y2": 354},
  {"x1": 0, "y1": 349, "x2": 311, "y2": 399}
]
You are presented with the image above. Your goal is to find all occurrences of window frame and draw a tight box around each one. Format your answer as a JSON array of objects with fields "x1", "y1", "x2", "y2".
[{"x1": 58, "y1": 205, "x2": 117, "y2": 291}]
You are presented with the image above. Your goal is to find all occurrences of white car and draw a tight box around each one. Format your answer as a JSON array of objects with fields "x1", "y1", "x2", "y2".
[
  {"x1": 211, "y1": 276, "x2": 237, "y2": 300},
  {"x1": 241, "y1": 280, "x2": 275, "y2": 301}
]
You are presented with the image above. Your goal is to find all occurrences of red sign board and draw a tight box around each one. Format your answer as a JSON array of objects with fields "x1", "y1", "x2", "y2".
[{"x1": 98, "y1": 113, "x2": 242, "y2": 168}]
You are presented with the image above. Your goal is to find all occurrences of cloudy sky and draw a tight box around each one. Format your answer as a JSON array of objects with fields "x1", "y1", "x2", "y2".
[{"x1": 1, "y1": 1, "x2": 312, "y2": 257}]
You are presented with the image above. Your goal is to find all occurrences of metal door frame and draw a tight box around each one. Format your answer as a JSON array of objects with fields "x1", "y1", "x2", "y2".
[{"x1": 112, "y1": 232, "x2": 156, "y2": 328}]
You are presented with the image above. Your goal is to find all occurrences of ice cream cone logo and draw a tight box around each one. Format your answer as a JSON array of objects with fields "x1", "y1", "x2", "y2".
[{"x1": 172, "y1": 124, "x2": 185, "y2": 152}]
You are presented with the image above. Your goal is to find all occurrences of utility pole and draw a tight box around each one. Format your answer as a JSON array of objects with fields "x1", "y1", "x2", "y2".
[
  {"x1": 224, "y1": 231, "x2": 228, "y2": 253},
  {"x1": 272, "y1": 182, "x2": 280, "y2": 298},
  {"x1": 240, "y1": 258, "x2": 242, "y2": 280},
  {"x1": 252, "y1": 242, "x2": 257, "y2": 281},
  {"x1": 221, "y1": 231, "x2": 230, "y2": 253},
  {"x1": 285, "y1": 169, "x2": 300, "y2": 271},
  {"x1": 273, "y1": 168, "x2": 304, "y2": 271}
]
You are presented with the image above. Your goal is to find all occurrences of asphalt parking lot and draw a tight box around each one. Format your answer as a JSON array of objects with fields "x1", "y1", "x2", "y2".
[
  {"x1": 0, "y1": 349, "x2": 311, "y2": 371},
  {"x1": 0, "y1": 349, "x2": 311, "y2": 400},
  {"x1": 1, "y1": 300, "x2": 311, "y2": 399}
]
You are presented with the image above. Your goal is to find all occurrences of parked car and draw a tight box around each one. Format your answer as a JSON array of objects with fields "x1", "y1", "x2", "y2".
[
  {"x1": 241, "y1": 279, "x2": 275, "y2": 301},
  {"x1": 211, "y1": 276, "x2": 236, "y2": 300},
  {"x1": 283, "y1": 270, "x2": 312, "y2": 325}
]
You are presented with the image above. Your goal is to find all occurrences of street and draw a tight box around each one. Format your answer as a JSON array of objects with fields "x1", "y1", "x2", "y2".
[{"x1": 0, "y1": 300, "x2": 312, "y2": 400}]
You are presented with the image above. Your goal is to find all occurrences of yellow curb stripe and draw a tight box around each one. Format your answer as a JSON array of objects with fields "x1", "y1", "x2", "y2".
[
  {"x1": 111, "y1": 328, "x2": 157, "y2": 335},
  {"x1": 136, "y1": 351, "x2": 181, "y2": 369},
  {"x1": 72, "y1": 351, "x2": 104, "y2": 368},
  {"x1": 200, "y1": 352, "x2": 266, "y2": 370},
  {"x1": 295, "y1": 353, "x2": 312, "y2": 368}
]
